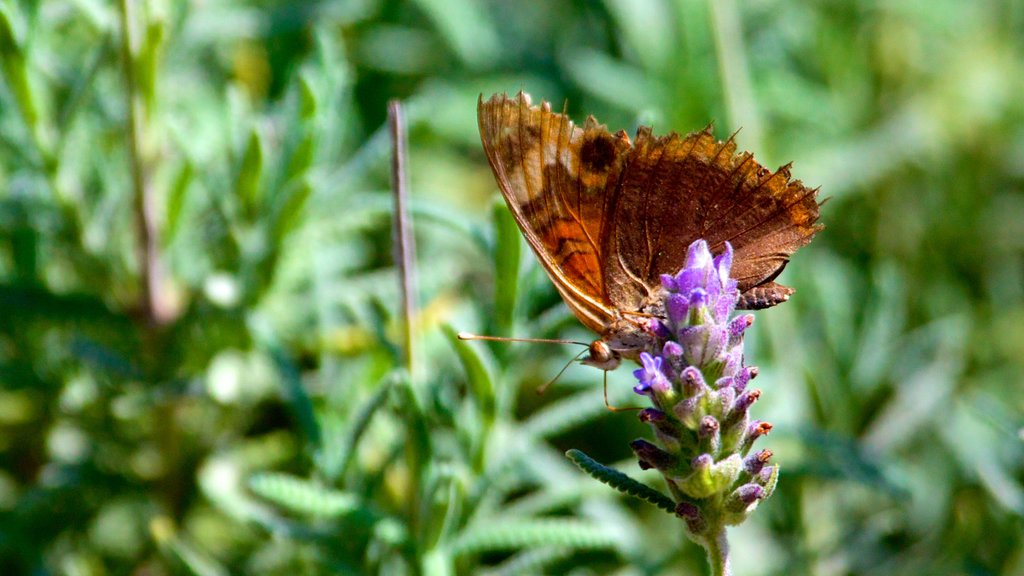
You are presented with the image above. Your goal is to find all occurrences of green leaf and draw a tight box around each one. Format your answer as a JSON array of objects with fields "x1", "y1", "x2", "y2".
[
  {"x1": 298, "y1": 69, "x2": 319, "y2": 120},
  {"x1": 565, "y1": 449, "x2": 676, "y2": 513},
  {"x1": 139, "y1": 10, "x2": 167, "y2": 110},
  {"x1": 266, "y1": 343, "x2": 321, "y2": 450},
  {"x1": 330, "y1": 373, "x2": 395, "y2": 481},
  {"x1": 248, "y1": 472, "x2": 361, "y2": 518},
  {"x1": 490, "y1": 200, "x2": 520, "y2": 340},
  {"x1": 480, "y1": 547, "x2": 573, "y2": 576},
  {"x1": 0, "y1": 3, "x2": 50, "y2": 163},
  {"x1": 450, "y1": 519, "x2": 616, "y2": 556},
  {"x1": 442, "y1": 323, "x2": 496, "y2": 430},
  {"x1": 523, "y1": 381, "x2": 634, "y2": 441},
  {"x1": 235, "y1": 127, "x2": 264, "y2": 217},
  {"x1": 269, "y1": 178, "x2": 312, "y2": 245},
  {"x1": 164, "y1": 160, "x2": 194, "y2": 243},
  {"x1": 408, "y1": 0, "x2": 499, "y2": 69},
  {"x1": 153, "y1": 520, "x2": 230, "y2": 576}
]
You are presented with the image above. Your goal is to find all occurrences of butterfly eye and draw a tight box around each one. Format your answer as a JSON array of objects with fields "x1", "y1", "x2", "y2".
[{"x1": 583, "y1": 340, "x2": 620, "y2": 371}]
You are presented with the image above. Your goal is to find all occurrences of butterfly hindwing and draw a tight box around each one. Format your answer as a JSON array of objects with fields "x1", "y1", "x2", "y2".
[{"x1": 606, "y1": 127, "x2": 822, "y2": 309}]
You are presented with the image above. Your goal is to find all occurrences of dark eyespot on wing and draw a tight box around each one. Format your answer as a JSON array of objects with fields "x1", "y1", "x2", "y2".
[{"x1": 580, "y1": 130, "x2": 618, "y2": 173}]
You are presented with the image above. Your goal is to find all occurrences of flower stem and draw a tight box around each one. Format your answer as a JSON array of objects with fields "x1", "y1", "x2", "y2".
[
  {"x1": 704, "y1": 527, "x2": 732, "y2": 576},
  {"x1": 117, "y1": 0, "x2": 170, "y2": 325}
]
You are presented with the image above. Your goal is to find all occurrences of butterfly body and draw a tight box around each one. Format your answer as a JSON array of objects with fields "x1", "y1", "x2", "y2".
[{"x1": 478, "y1": 92, "x2": 822, "y2": 369}]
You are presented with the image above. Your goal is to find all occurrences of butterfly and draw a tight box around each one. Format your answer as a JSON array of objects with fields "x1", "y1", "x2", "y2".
[{"x1": 477, "y1": 92, "x2": 822, "y2": 370}]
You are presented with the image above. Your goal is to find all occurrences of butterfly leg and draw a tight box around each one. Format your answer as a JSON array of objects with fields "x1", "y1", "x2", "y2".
[{"x1": 603, "y1": 370, "x2": 643, "y2": 412}]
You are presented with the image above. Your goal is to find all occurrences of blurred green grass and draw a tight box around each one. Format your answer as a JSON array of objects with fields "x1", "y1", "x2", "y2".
[{"x1": 1, "y1": 0, "x2": 1022, "y2": 574}]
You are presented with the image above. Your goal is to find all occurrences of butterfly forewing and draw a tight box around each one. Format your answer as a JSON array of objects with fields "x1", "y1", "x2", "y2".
[{"x1": 478, "y1": 93, "x2": 632, "y2": 333}]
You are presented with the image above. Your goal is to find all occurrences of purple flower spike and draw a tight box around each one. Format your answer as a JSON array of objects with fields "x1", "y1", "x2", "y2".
[
  {"x1": 639, "y1": 408, "x2": 666, "y2": 424},
  {"x1": 679, "y1": 326, "x2": 707, "y2": 366},
  {"x1": 675, "y1": 501, "x2": 700, "y2": 520},
  {"x1": 733, "y1": 389, "x2": 761, "y2": 414},
  {"x1": 743, "y1": 449, "x2": 773, "y2": 475},
  {"x1": 734, "y1": 366, "x2": 758, "y2": 392},
  {"x1": 736, "y1": 483, "x2": 765, "y2": 505},
  {"x1": 688, "y1": 288, "x2": 709, "y2": 309},
  {"x1": 666, "y1": 293, "x2": 689, "y2": 325},
  {"x1": 717, "y1": 386, "x2": 736, "y2": 410},
  {"x1": 741, "y1": 421, "x2": 773, "y2": 453},
  {"x1": 686, "y1": 239, "x2": 713, "y2": 270},
  {"x1": 699, "y1": 415, "x2": 720, "y2": 438},
  {"x1": 663, "y1": 341, "x2": 683, "y2": 358},
  {"x1": 650, "y1": 319, "x2": 672, "y2": 339},
  {"x1": 617, "y1": 239, "x2": 793, "y2": 547},
  {"x1": 722, "y1": 347, "x2": 743, "y2": 378},
  {"x1": 680, "y1": 366, "x2": 708, "y2": 396},
  {"x1": 675, "y1": 501, "x2": 707, "y2": 535},
  {"x1": 713, "y1": 242, "x2": 734, "y2": 283},
  {"x1": 704, "y1": 325, "x2": 729, "y2": 364},
  {"x1": 633, "y1": 352, "x2": 670, "y2": 396},
  {"x1": 631, "y1": 439, "x2": 677, "y2": 471},
  {"x1": 691, "y1": 453, "x2": 714, "y2": 471},
  {"x1": 714, "y1": 292, "x2": 734, "y2": 323},
  {"x1": 728, "y1": 314, "x2": 754, "y2": 338}
]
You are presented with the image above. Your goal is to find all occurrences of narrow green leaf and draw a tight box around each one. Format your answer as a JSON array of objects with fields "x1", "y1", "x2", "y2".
[
  {"x1": 451, "y1": 519, "x2": 616, "y2": 556},
  {"x1": 269, "y1": 178, "x2": 312, "y2": 244},
  {"x1": 491, "y1": 200, "x2": 520, "y2": 339},
  {"x1": 248, "y1": 472, "x2": 361, "y2": 518},
  {"x1": 481, "y1": 547, "x2": 573, "y2": 576},
  {"x1": 408, "y1": 0, "x2": 499, "y2": 69},
  {"x1": 164, "y1": 160, "x2": 194, "y2": 243},
  {"x1": 528, "y1": 381, "x2": 630, "y2": 438},
  {"x1": 566, "y1": 449, "x2": 676, "y2": 513},
  {"x1": 153, "y1": 523, "x2": 230, "y2": 576},
  {"x1": 332, "y1": 373, "x2": 395, "y2": 480},
  {"x1": 442, "y1": 323, "x2": 496, "y2": 427},
  {"x1": 392, "y1": 372, "x2": 432, "y2": 496},
  {"x1": 0, "y1": 4, "x2": 51, "y2": 164},
  {"x1": 298, "y1": 70, "x2": 319, "y2": 120},
  {"x1": 267, "y1": 343, "x2": 321, "y2": 449},
  {"x1": 139, "y1": 12, "x2": 167, "y2": 110},
  {"x1": 285, "y1": 135, "x2": 316, "y2": 182},
  {"x1": 235, "y1": 128, "x2": 264, "y2": 217}
]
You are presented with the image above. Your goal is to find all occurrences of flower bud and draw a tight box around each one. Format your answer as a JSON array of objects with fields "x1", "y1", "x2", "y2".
[
  {"x1": 639, "y1": 408, "x2": 681, "y2": 448},
  {"x1": 630, "y1": 439, "x2": 677, "y2": 472},
  {"x1": 675, "y1": 501, "x2": 707, "y2": 535},
  {"x1": 728, "y1": 314, "x2": 754, "y2": 339},
  {"x1": 698, "y1": 415, "x2": 721, "y2": 454},
  {"x1": 725, "y1": 483, "x2": 765, "y2": 513},
  {"x1": 666, "y1": 293, "x2": 689, "y2": 326},
  {"x1": 740, "y1": 420, "x2": 773, "y2": 454},
  {"x1": 733, "y1": 365, "x2": 758, "y2": 392},
  {"x1": 743, "y1": 449, "x2": 773, "y2": 475}
]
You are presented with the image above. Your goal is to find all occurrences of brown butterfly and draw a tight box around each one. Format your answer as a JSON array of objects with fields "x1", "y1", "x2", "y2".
[{"x1": 477, "y1": 92, "x2": 822, "y2": 370}]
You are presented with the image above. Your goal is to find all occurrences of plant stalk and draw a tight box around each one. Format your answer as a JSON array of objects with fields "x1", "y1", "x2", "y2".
[
  {"x1": 388, "y1": 99, "x2": 417, "y2": 375},
  {"x1": 704, "y1": 527, "x2": 732, "y2": 576},
  {"x1": 117, "y1": 0, "x2": 169, "y2": 325}
]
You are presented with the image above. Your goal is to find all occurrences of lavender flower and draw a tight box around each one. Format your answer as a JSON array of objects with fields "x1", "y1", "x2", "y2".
[{"x1": 630, "y1": 240, "x2": 778, "y2": 573}]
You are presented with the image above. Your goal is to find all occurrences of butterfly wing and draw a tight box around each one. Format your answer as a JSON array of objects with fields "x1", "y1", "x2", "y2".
[
  {"x1": 477, "y1": 92, "x2": 633, "y2": 333},
  {"x1": 604, "y1": 127, "x2": 822, "y2": 310}
]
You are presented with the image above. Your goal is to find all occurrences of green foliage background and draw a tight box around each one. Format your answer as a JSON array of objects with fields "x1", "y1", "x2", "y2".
[{"x1": 1, "y1": 0, "x2": 1022, "y2": 574}]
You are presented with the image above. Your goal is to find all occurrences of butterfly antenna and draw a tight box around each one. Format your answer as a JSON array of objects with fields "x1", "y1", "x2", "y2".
[
  {"x1": 457, "y1": 332, "x2": 588, "y2": 347},
  {"x1": 535, "y1": 348, "x2": 588, "y2": 396},
  {"x1": 604, "y1": 370, "x2": 643, "y2": 412}
]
